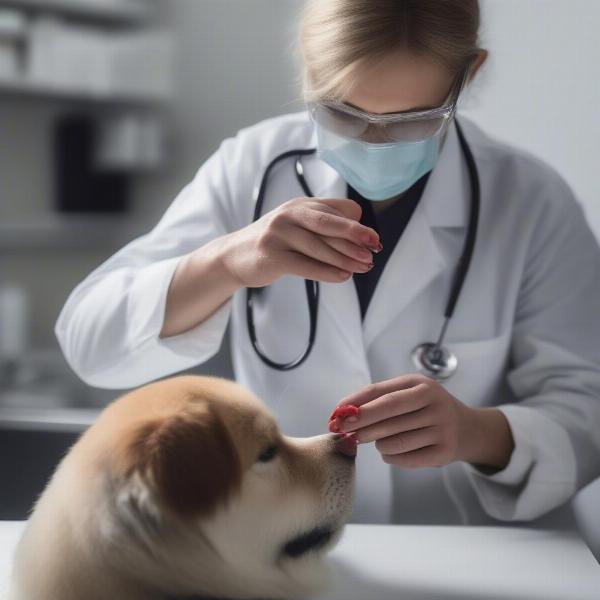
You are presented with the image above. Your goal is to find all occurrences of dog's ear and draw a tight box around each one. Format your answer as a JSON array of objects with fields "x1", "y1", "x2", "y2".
[{"x1": 119, "y1": 403, "x2": 242, "y2": 519}]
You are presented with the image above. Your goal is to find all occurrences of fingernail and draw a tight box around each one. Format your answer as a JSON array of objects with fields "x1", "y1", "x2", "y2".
[
  {"x1": 346, "y1": 416, "x2": 358, "y2": 423},
  {"x1": 330, "y1": 405, "x2": 361, "y2": 419}
]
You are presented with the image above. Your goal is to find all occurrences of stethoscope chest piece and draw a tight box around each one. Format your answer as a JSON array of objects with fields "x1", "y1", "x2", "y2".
[{"x1": 411, "y1": 342, "x2": 458, "y2": 380}]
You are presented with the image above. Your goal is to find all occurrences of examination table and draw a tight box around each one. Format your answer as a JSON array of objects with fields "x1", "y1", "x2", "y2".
[{"x1": 1, "y1": 522, "x2": 598, "y2": 599}]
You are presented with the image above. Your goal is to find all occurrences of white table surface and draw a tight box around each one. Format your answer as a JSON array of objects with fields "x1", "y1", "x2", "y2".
[{"x1": 1, "y1": 522, "x2": 598, "y2": 599}]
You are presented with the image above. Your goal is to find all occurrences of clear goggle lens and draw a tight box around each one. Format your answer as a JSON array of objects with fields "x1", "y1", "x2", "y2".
[
  {"x1": 309, "y1": 102, "x2": 453, "y2": 144},
  {"x1": 308, "y1": 58, "x2": 473, "y2": 144}
]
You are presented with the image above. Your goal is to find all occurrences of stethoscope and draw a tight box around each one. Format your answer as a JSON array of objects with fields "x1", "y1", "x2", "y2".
[{"x1": 246, "y1": 118, "x2": 480, "y2": 379}]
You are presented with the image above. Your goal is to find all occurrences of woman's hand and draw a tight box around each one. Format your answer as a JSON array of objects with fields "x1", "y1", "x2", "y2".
[
  {"x1": 221, "y1": 197, "x2": 382, "y2": 288},
  {"x1": 162, "y1": 196, "x2": 378, "y2": 339},
  {"x1": 330, "y1": 374, "x2": 514, "y2": 470}
]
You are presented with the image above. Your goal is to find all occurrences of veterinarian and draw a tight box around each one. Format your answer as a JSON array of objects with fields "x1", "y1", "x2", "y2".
[{"x1": 56, "y1": 0, "x2": 600, "y2": 527}]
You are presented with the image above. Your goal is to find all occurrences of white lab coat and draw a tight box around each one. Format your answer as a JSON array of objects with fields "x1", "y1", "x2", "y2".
[{"x1": 55, "y1": 112, "x2": 600, "y2": 528}]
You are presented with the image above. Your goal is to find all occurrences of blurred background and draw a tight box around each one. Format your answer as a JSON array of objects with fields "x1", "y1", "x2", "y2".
[{"x1": 0, "y1": 0, "x2": 598, "y2": 554}]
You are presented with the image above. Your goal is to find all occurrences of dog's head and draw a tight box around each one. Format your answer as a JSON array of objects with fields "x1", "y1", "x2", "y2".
[{"x1": 91, "y1": 375, "x2": 355, "y2": 599}]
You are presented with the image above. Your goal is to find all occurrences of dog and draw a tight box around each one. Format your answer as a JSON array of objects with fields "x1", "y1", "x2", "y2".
[{"x1": 9, "y1": 375, "x2": 356, "y2": 600}]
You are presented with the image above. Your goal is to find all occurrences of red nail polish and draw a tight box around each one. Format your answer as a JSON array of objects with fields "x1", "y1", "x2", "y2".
[{"x1": 330, "y1": 405, "x2": 361, "y2": 420}]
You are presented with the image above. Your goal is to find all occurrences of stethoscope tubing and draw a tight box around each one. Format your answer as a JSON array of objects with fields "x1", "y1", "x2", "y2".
[
  {"x1": 247, "y1": 148, "x2": 319, "y2": 370},
  {"x1": 444, "y1": 120, "x2": 480, "y2": 319}
]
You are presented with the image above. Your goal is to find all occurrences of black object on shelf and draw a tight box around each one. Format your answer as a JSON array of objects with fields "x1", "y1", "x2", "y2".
[
  {"x1": 53, "y1": 114, "x2": 130, "y2": 213},
  {"x1": 0, "y1": 429, "x2": 82, "y2": 520}
]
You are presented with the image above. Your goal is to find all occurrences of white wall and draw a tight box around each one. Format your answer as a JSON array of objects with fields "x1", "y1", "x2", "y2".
[
  {"x1": 146, "y1": 0, "x2": 600, "y2": 237},
  {"x1": 134, "y1": 0, "x2": 305, "y2": 224},
  {"x1": 460, "y1": 0, "x2": 600, "y2": 239}
]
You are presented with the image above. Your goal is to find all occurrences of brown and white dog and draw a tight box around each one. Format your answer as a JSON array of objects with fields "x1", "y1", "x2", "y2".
[{"x1": 9, "y1": 375, "x2": 356, "y2": 600}]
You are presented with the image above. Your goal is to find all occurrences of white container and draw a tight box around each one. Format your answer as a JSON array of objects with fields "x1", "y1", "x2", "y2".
[
  {"x1": 0, "y1": 40, "x2": 18, "y2": 79},
  {"x1": 94, "y1": 113, "x2": 165, "y2": 170},
  {"x1": 26, "y1": 16, "x2": 110, "y2": 93},
  {"x1": 26, "y1": 15, "x2": 63, "y2": 87},
  {"x1": 107, "y1": 30, "x2": 174, "y2": 100},
  {"x1": 26, "y1": 18, "x2": 173, "y2": 100},
  {"x1": 0, "y1": 8, "x2": 26, "y2": 42},
  {"x1": 0, "y1": 283, "x2": 29, "y2": 362}
]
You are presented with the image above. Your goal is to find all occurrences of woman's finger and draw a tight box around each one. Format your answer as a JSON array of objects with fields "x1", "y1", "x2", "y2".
[
  {"x1": 287, "y1": 203, "x2": 380, "y2": 249},
  {"x1": 381, "y1": 444, "x2": 442, "y2": 469},
  {"x1": 338, "y1": 385, "x2": 431, "y2": 430},
  {"x1": 282, "y1": 224, "x2": 373, "y2": 273},
  {"x1": 335, "y1": 374, "x2": 431, "y2": 409},
  {"x1": 321, "y1": 235, "x2": 374, "y2": 264},
  {"x1": 299, "y1": 197, "x2": 363, "y2": 222},
  {"x1": 374, "y1": 425, "x2": 439, "y2": 455},
  {"x1": 346, "y1": 405, "x2": 435, "y2": 441},
  {"x1": 282, "y1": 250, "x2": 353, "y2": 283}
]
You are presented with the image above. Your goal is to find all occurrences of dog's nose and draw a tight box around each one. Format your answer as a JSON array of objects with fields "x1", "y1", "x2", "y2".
[{"x1": 332, "y1": 432, "x2": 357, "y2": 458}]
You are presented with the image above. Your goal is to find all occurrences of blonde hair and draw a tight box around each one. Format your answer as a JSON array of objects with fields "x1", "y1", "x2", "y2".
[{"x1": 299, "y1": 0, "x2": 481, "y2": 102}]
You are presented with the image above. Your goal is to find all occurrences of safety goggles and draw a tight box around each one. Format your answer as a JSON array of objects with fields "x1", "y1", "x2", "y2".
[{"x1": 308, "y1": 60, "x2": 472, "y2": 144}]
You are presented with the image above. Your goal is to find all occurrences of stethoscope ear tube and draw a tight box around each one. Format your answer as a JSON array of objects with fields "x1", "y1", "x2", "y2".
[
  {"x1": 443, "y1": 119, "x2": 480, "y2": 319},
  {"x1": 247, "y1": 147, "x2": 319, "y2": 370},
  {"x1": 252, "y1": 148, "x2": 317, "y2": 221}
]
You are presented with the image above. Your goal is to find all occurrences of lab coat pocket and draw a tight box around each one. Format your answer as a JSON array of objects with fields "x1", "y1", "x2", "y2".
[{"x1": 442, "y1": 329, "x2": 512, "y2": 407}]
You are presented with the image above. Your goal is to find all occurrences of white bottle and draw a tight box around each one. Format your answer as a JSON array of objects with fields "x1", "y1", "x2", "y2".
[{"x1": 0, "y1": 282, "x2": 29, "y2": 362}]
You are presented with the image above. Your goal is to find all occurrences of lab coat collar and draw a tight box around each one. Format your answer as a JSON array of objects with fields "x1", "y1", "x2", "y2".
[{"x1": 305, "y1": 117, "x2": 471, "y2": 351}]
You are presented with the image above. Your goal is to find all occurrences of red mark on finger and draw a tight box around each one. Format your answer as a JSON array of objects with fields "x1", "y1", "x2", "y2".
[
  {"x1": 328, "y1": 405, "x2": 360, "y2": 433},
  {"x1": 329, "y1": 405, "x2": 360, "y2": 421}
]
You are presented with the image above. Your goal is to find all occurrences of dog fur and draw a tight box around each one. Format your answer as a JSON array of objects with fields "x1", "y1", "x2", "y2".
[{"x1": 9, "y1": 375, "x2": 355, "y2": 600}]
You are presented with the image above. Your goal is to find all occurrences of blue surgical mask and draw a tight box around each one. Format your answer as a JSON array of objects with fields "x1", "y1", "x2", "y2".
[{"x1": 315, "y1": 124, "x2": 441, "y2": 200}]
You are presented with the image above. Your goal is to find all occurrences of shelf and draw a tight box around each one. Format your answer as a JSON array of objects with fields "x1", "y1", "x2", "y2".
[
  {"x1": 0, "y1": 0, "x2": 155, "y2": 25},
  {"x1": 0, "y1": 216, "x2": 153, "y2": 249},
  {"x1": 0, "y1": 75, "x2": 170, "y2": 106},
  {"x1": 0, "y1": 405, "x2": 99, "y2": 432}
]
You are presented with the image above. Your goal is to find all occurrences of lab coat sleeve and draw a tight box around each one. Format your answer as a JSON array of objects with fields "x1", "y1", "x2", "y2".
[
  {"x1": 55, "y1": 136, "x2": 243, "y2": 389},
  {"x1": 461, "y1": 177, "x2": 600, "y2": 521}
]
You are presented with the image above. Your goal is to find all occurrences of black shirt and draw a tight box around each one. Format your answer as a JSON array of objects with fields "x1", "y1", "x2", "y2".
[{"x1": 349, "y1": 172, "x2": 431, "y2": 320}]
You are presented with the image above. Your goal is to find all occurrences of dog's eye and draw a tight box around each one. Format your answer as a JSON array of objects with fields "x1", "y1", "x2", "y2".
[{"x1": 257, "y1": 444, "x2": 278, "y2": 463}]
